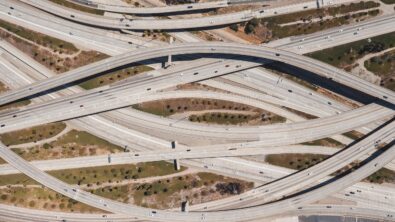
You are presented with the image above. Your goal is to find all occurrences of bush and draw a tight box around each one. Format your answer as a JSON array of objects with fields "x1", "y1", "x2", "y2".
[
  {"x1": 229, "y1": 24, "x2": 238, "y2": 32},
  {"x1": 244, "y1": 24, "x2": 255, "y2": 34}
]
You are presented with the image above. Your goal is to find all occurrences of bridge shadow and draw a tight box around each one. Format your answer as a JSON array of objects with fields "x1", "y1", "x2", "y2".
[
  {"x1": 263, "y1": 61, "x2": 395, "y2": 110},
  {"x1": 3, "y1": 54, "x2": 394, "y2": 112}
]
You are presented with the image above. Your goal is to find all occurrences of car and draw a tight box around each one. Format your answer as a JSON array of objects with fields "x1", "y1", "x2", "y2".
[
  {"x1": 187, "y1": 6, "x2": 193, "y2": 9},
  {"x1": 339, "y1": 29, "x2": 343, "y2": 32},
  {"x1": 354, "y1": 32, "x2": 358, "y2": 35}
]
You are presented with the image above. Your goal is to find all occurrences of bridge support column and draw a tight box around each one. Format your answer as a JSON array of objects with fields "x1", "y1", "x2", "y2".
[
  {"x1": 181, "y1": 200, "x2": 189, "y2": 212},
  {"x1": 165, "y1": 37, "x2": 174, "y2": 68},
  {"x1": 171, "y1": 141, "x2": 180, "y2": 171}
]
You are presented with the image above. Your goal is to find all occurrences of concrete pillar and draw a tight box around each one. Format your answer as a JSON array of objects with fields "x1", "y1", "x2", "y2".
[
  {"x1": 166, "y1": 36, "x2": 174, "y2": 68},
  {"x1": 171, "y1": 140, "x2": 180, "y2": 171},
  {"x1": 181, "y1": 200, "x2": 189, "y2": 212}
]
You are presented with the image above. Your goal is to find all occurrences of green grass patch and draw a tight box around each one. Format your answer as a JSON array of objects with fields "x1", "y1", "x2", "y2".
[
  {"x1": 380, "y1": 0, "x2": 395, "y2": 4},
  {"x1": 308, "y1": 32, "x2": 395, "y2": 68},
  {"x1": 261, "y1": 1, "x2": 380, "y2": 25},
  {"x1": 0, "y1": 161, "x2": 185, "y2": 186},
  {"x1": 302, "y1": 138, "x2": 344, "y2": 148},
  {"x1": 0, "y1": 19, "x2": 79, "y2": 54},
  {"x1": 79, "y1": 65, "x2": 153, "y2": 90},
  {"x1": 266, "y1": 9, "x2": 379, "y2": 39},
  {"x1": 48, "y1": 0, "x2": 104, "y2": 15},
  {"x1": 53, "y1": 130, "x2": 120, "y2": 150},
  {"x1": 0, "y1": 122, "x2": 66, "y2": 146},
  {"x1": 242, "y1": 1, "x2": 380, "y2": 39},
  {"x1": 266, "y1": 153, "x2": 329, "y2": 170},
  {"x1": 364, "y1": 48, "x2": 395, "y2": 91},
  {"x1": 365, "y1": 168, "x2": 395, "y2": 183}
]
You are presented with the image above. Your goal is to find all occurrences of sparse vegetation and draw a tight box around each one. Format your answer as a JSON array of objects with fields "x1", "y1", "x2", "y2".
[
  {"x1": 0, "y1": 19, "x2": 108, "y2": 74},
  {"x1": 133, "y1": 98, "x2": 261, "y2": 117},
  {"x1": 189, "y1": 112, "x2": 286, "y2": 125},
  {"x1": 234, "y1": 1, "x2": 380, "y2": 42},
  {"x1": 0, "y1": 187, "x2": 103, "y2": 213},
  {"x1": 91, "y1": 172, "x2": 253, "y2": 209},
  {"x1": 308, "y1": 32, "x2": 395, "y2": 69},
  {"x1": 365, "y1": 168, "x2": 395, "y2": 183},
  {"x1": 0, "y1": 19, "x2": 78, "y2": 53},
  {"x1": 0, "y1": 161, "x2": 185, "y2": 186},
  {"x1": 379, "y1": 0, "x2": 395, "y2": 4},
  {"x1": 0, "y1": 123, "x2": 66, "y2": 146},
  {"x1": 79, "y1": 65, "x2": 153, "y2": 90},
  {"x1": 47, "y1": 0, "x2": 104, "y2": 15},
  {"x1": 343, "y1": 130, "x2": 365, "y2": 140},
  {"x1": 265, "y1": 154, "x2": 329, "y2": 170},
  {"x1": 364, "y1": 49, "x2": 395, "y2": 90},
  {"x1": 11, "y1": 130, "x2": 124, "y2": 161},
  {"x1": 302, "y1": 138, "x2": 344, "y2": 148}
]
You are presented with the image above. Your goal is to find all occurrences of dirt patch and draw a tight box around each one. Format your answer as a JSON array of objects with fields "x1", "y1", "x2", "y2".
[
  {"x1": 133, "y1": 98, "x2": 283, "y2": 122},
  {"x1": 0, "y1": 21, "x2": 108, "y2": 74},
  {"x1": 0, "y1": 186, "x2": 104, "y2": 213},
  {"x1": 302, "y1": 138, "x2": 344, "y2": 148},
  {"x1": 0, "y1": 123, "x2": 66, "y2": 146},
  {"x1": 189, "y1": 111, "x2": 286, "y2": 125},
  {"x1": 11, "y1": 130, "x2": 123, "y2": 162},
  {"x1": 90, "y1": 172, "x2": 253, "y2": 209}
]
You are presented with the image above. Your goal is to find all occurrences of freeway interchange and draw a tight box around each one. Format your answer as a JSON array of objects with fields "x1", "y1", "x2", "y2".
[{"x1": 0, "y1": 0, "x2": 394, "y2": 221}]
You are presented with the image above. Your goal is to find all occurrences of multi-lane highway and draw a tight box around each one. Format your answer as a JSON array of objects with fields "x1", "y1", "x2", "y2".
[
  {"x1": 71, "y1": 0, "x2": 229, "y2": 14},
  {"x1": 0, "y1": 0, "x2": 395, "y2": 221},
  {"x1": 0, "y1": 42, "x2": 393, "y2": 110},
  {"x1": 18, "y1": 0, "x2": 358, "y2": 30},
  {"x1": 0, "y1": 120, "x2": 393, "y2": 221}
]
